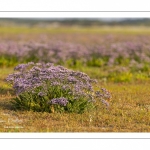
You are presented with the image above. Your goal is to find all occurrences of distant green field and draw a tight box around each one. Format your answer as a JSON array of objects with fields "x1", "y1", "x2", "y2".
[{"x1": 1, "y1": 26, "x2": 150, "y2": 35}]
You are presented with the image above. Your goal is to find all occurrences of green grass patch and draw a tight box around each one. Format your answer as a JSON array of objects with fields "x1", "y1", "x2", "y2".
[{"x1": 1, "y1": 26, "x2": 150, "y2": 35}]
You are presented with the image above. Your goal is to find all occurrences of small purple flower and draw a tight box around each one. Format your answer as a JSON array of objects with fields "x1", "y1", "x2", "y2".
[
  {"x1": 101, "y1": 99, "x2": 109, "y2": 108},
  {"x1": 67, "y1": 76, "x2": 77, "y2": 83},
  {"x1": 38, "y1": 92, "x2": 46, "y2": 97},
  {"x1": 49, "y1": 97, "x2": 68, "y2": 106},
  {"x1": 14, "y1": 64, "x2": 27, "y2": 71}
]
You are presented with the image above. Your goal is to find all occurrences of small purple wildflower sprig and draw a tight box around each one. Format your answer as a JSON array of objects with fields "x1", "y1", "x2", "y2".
[
  {"x1": 48, "y1": 97, "x2": 68, "y2": 106},
  {"x1": 6, "y1": 62, "x2": 110, "y2": 113},
  {"x1": 95, "y1": 88, "x2": 112, "y2": 109}
]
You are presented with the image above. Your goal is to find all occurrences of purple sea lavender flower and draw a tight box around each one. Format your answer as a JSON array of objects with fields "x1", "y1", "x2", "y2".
[
  {"x1": 48, "y1": 97, "x2": 68, "y2": 106},
  {"x1": 101, "y1": 99, "x2": 109, "y2": 108},
  {"x1": 51, "y1": 82, "x2": 60, "y2": 86},
  {"x1": 67, "y1": 76, "x2": 77, "y2": 83},
  {"x1": 6, "y1": 74, "x2": 15, "y2": 82},
  {"x1": 101, "y1": 88, "x2": 112, "y2": 100},
  {"x1": 62, "y1": 85, "x2": 70, "y2": 90},
  {"x1": 14, "y1": 64, "x2": 28, "y2": 71}
]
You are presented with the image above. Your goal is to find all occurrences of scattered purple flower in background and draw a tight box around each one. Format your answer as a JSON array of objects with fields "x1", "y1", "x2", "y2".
[{"x1": 1, "y1": 34, "x2": 150, "y2": 67}]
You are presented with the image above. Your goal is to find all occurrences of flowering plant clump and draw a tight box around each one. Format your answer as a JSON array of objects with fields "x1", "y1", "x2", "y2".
[{"x1": 6, "y1": 62, "x2": 111, "y2": 113}]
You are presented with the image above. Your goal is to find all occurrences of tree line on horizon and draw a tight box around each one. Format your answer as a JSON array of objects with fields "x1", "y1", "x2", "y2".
[{"x1": 0, "y1": 18, "x2": 150, "y2": 26}]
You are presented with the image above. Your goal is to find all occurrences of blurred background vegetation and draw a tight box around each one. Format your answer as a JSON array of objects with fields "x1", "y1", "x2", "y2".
[{"x1": 1, "y1": 18, "x2": 150, "y2": 26}]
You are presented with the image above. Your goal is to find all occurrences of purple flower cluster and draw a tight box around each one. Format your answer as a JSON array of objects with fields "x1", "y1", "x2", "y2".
[
  {"x1": 48, "y1": 97, "x2": 68, "y2": 106},
  {"x1": 6, "y1": 62, "x2": 96, "y2": 98},
  {"x1": 6, "y1": 62, "x2": 111, "y2": 111}
]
